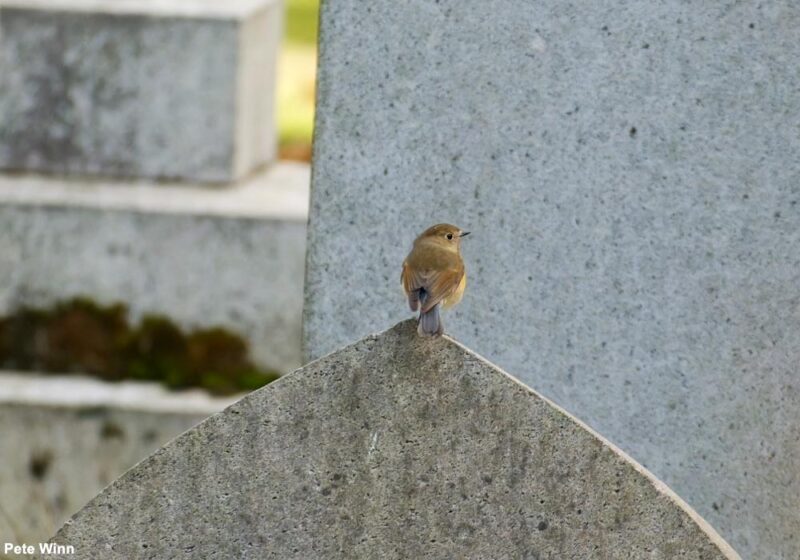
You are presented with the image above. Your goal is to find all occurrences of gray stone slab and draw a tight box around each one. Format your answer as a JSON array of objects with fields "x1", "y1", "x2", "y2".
[
  {"x1": 303, "y1": 2, "x2": 800, "y2": 558},
  {"x1": 50, "y1": 321, "x2": 739, "y2": 559},
  {"x1": 0, "y1": 163, "x2": 309, "y2": 372},
  {"x1": 0, "y1": 0, "x2": 280, "y2": 183},
  {"x1": 0, "y1": 372, "x2": 235, "y2": 546}
]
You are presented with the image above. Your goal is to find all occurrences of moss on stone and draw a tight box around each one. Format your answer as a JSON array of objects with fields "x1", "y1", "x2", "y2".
[{"x1": 0, "y1": 298, "x2": 279, "y2": 395}]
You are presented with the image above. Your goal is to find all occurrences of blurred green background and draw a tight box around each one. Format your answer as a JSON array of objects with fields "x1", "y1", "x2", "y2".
[{"x1": 278, "y1": 0, "x2": 319, "y2": 162}]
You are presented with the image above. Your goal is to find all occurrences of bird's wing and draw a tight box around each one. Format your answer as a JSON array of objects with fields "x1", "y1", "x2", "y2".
[
  {"x1": 401, "y1": 260, "x2": 420, "y2": 311},
  {"x1": 403, "y1": 264, "x2": 464, "y2": 314},
  {"x1": 442, "y1": 272, "x2": 466, "y2": 309}
]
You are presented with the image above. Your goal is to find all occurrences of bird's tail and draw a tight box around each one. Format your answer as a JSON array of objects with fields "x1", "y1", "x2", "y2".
[{"x1": 418, "y1": 304, "x2": 443, "y2": 336}]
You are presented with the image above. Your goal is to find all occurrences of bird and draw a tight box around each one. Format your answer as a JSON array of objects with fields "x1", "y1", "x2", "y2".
[{"x1": 401, "y1": 223, "x2": 469, "y2": 336}]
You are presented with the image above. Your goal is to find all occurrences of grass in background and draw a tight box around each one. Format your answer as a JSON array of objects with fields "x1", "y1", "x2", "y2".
[
  {"x1": 278, "y1": 0, "x2": 319, "y2": 161},
  {"x1": 284, "y1": 0, "x2": 319, "y2": 46}
]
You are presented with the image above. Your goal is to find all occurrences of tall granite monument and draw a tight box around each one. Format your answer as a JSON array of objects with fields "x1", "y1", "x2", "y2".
[{"x1": 304, "y1": 1, "x2": 800, "y2": 557}]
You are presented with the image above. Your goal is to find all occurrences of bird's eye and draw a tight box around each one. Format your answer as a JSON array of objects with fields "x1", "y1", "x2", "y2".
[{"x1": 446, "y1": 233, "x2": 454, "y2": 240}]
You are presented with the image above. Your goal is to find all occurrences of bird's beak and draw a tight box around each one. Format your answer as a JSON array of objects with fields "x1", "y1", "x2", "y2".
[{"x1": 460, "y1": 231, "x2": 471, "y2": 237}]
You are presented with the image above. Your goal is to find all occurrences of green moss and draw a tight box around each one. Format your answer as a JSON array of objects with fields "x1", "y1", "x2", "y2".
[{"x1": 0, "y1": 298, "x2": 279, "y2": 395}]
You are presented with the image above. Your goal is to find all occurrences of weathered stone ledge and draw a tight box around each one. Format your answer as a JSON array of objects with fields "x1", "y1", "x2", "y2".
[{"x1": 50, "y1": 321, "x2": 739, "y2": 559}]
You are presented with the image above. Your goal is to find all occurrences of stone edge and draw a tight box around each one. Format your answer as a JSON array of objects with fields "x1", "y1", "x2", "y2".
[
  {"x1": 52, "y1": 321, "x2": 742, "y2": 559},
  {"x1": 0, "y1": 372, "x2": 237, "y2": 415},
  {"x1": 439, "y1": 332, "x2": 743, "y2": 560},
  {"x1": 0, "y1": 163, "x2": 310, "y2": 221},
  {"x1": 0, "y1": 0, "x2": 279, "y2": 20}
]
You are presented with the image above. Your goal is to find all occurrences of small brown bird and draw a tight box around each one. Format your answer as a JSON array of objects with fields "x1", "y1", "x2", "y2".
[{"x1": 401, "y1": 223, "x2": 469, "y2": 336}]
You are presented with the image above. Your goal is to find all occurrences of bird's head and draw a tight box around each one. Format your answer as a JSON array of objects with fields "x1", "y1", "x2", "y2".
[{"x1": 415, "y1": 223, "x2": 470, "y2": 251}]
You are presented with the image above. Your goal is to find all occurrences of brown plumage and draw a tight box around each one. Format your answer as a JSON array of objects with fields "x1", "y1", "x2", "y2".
[{"x1": 401, "y1": 223, "x2": 469, "y2": 336}]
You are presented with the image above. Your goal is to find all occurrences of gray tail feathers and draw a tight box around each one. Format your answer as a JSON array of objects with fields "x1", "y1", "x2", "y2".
[
  {"x1": 407, "y1": 289, "x2": 420, "y2": 311},
  {"x1": 418, "y1": 303, "x2": 444, "y2": 336}
]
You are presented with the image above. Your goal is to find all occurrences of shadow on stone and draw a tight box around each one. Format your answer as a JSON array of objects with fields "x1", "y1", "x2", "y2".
[{"x1": 51, "y1": 320, "x2": 739, "y2": 559}]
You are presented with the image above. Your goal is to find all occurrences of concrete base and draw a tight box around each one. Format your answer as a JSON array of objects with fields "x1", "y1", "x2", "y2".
[
  {"x1": 0, "y1": 163, "x2": 309, "y2": 373},
  {"x1": 0, "y1": 372, "x2": 236, "y2": 547}
]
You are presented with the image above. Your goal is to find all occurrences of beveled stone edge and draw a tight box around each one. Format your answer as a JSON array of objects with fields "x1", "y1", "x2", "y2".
[{"x1": 0, "y1": 0, "x2": 279, "y2": 20}]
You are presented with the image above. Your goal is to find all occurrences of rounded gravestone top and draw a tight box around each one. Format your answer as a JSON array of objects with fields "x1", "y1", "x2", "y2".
[{"x1": 52, "y1": 321, "x2": 739, "y2": 559}]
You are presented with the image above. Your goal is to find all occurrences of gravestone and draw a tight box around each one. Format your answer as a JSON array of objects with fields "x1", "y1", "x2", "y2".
[
  {"x1": 0, "y1": 372, "x2": 235, "y2": 545},
  {"x1": 0, "y1": 0, "x2": 280, "y2": 182},
  {"x1": 0, "y1": 164, "x2": 309, "y2": 373},
  {"x1": 51, "y1": 321, "x2": 739, "y2": 559},
  {"x1": 303, "y1": 1, "x2": 800, "y2": 558},
  {"x1": 0, "y1": 0, "x2": 306, "y2": 373}
]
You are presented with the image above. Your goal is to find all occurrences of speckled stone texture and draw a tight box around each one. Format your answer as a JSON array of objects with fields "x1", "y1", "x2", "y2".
[
  {"x1": 0, "y1": 164, "x2": 309, "y2": 372},
  {"x1": 303, "y1": 2, "x2": 800, "y2": 558},
  {"x1": 0, "y1": 373, "x2": 233, "y2": 546},
  {"x1": 0, "y1": 0, "x2": 279, "y2": 182},
  {"x1": 51, "y1": 321, "x2": 739, "y2": 559}
]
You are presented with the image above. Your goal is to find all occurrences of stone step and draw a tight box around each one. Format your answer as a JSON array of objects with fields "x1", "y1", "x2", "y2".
[
  {"x1": 0, "y1": 162, "x2": 309, "y2": 373},
  {"x1": 0, "y1": 0, "x2": 281, "y2": 183},
  {"x1": 0, "y1": 371, "x2": 236, "y2": 545}
]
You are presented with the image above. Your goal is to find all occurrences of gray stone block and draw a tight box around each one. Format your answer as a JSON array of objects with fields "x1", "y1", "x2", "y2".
[
  {"x1": 0, "y1": 0, "x2": 280, "y2": 183},
  {"x1": 303, "y1": 2, "x2": 800, "y2": 558},
  {"x1": 0, "y1": 163, "x2": 309, "y2": 372},
  {"x1": 0, "y1": 372, "x2": 235, "y2": 546},
  {"x1": 51, "y1": 321, "x2": 739, "y2": 559}
]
